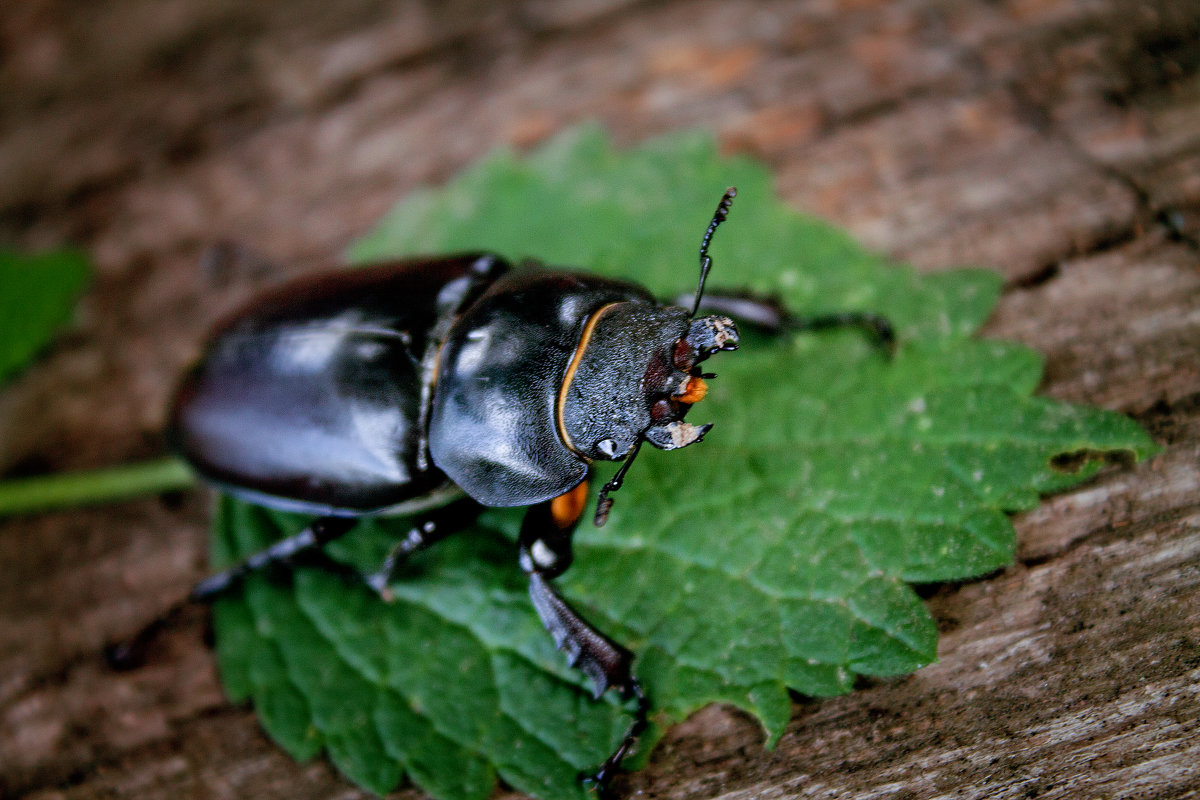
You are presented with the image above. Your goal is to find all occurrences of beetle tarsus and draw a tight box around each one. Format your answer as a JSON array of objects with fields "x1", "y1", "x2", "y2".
[
  {"x1": 104, "y1": 598, "x2": 193, "y2": 670},
  {"x1": 582, "y1": 679, "x2": 649, "y2": 796},
  {"x1": 790, "y1": 310, "x2": 896, "y2": 356}
]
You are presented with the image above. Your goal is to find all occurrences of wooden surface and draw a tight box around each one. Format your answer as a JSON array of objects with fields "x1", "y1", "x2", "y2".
[{"x1": 1, "y1": 1, "x2": 1198, "y2": 798}]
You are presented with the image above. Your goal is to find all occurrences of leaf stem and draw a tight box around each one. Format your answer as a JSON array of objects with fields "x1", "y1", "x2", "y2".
[{"x1": 0, "y1": 457, "x2": 195, "y2": 517}]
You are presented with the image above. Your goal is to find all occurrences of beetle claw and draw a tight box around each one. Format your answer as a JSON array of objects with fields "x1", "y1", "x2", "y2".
[{"x1": 644, "y1": 420, "x2": 712, "y2": 451}]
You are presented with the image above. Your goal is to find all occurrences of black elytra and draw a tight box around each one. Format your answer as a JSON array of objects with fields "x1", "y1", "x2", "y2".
[{"x1": 137, "y1": 187, "x2": 894, "y2": 793}]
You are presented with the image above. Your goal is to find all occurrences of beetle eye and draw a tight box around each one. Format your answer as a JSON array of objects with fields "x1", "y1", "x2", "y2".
[
  {"x1": 650, "y1": 398, "x2": 674, "y2": 422},
  {"x1": 671, "y1": 338, "x2": 693, "y2": 371}
]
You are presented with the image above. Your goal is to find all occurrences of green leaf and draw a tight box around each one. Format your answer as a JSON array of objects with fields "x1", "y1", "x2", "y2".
[
  {"x1": 213, "y1": 126, "x2": 1159, "y2": 799},
  {"x1": 0, "y1": 249, "x2": 89, "y2": 383}
]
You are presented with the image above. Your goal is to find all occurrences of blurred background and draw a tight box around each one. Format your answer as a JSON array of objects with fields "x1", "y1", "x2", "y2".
[{"x1": 1, "y1": 1, "x2": 1198, "y2": 798}]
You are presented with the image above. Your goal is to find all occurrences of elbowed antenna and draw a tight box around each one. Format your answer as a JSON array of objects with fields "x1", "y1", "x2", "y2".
[
  {"x1": 593, "y1": 439, "x2": 642, "y2": 527},
  {"x1": 690, "y1": 187, "x2": 738, "y2": 318}
]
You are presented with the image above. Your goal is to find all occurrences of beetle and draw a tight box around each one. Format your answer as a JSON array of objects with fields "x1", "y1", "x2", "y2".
[{"x1": 137, "y1": 188, "x2": 893, "y2": 791}]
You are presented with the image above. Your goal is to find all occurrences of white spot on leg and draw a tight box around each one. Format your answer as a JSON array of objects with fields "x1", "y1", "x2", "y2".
[
  {"x1": 708, "y1": 316, "x2": 736, "y2": 350},
  {"x1": 531, "y1": 539, "x2": 558, "y2": 570},
  {"x1": 669, "y1": 422, "x2": 703, "y2": 448}
]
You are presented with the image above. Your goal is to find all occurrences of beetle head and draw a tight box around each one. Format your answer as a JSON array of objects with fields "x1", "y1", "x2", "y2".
[
  {"x1": 559, "y1": 187, "x2": 741, "y2": 525},
  {"x1": 557, "y1": 304, "x2": 738, "y2": 525},
  {"x1": 559, "y1": 304, "x2": 739, "y2": 461}
]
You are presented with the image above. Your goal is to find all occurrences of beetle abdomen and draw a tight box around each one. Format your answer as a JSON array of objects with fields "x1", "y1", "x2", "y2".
[{"x1": 169, "y1": 256, "x2": 496, "y2": 514}]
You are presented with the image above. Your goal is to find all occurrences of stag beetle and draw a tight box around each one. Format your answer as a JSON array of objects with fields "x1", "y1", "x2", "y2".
[{"x1": 141, "y1": 188, "x2": 892, "y2": 790}]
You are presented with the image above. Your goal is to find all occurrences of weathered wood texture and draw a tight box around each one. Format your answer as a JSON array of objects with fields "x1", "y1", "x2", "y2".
[{"x1": 1, "y1": 1, "x2": 1197, "y2": 798}]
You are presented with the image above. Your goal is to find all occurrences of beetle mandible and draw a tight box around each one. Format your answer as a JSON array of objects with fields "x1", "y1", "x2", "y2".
[{"x1": 153, "y1": 187, "x2": 893, "y2": 790}]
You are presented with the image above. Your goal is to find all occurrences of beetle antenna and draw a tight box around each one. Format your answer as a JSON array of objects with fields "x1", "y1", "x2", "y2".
[
  {"x1": 593, "y1": 439, "x2": 644, "y2": 527},
  {"x1": 690, "y1": 187, "x2": 738, "y2": 318}
]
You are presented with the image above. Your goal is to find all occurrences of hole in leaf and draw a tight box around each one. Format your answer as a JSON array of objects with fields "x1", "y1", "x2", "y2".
[{"x1": 1049, "y1": 448, "x2": 1136, "y2": 473}]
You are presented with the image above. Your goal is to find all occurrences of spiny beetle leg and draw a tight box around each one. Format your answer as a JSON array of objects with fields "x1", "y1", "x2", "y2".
[
  {"x1": 189, "y1": 516, "x2": 358, "y2": 602},
  {"x1": 677, "y1": 290, "x2": 895, "y2": 354},
  {"x1": 362, "y1": 500, "x2": 482, "y2": 598},
  {"x1": 107, "y1": 516, "x2": 358, "y2": 670},
  {"x1": 519, "y1": 491, "x2": 649, "y2": 791},
  {"x1": 108, "y1": 504, "x2": 481, "y2": 670},
  {"x1": 527, "y1": 573, "x2": 635, "y2": 698}
]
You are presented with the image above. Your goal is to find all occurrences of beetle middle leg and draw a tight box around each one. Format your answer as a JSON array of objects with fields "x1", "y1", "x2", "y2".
[
  {"x1": 518, "y1": 480, "x2": 649, "y2": 792},
  {"x1": 360, "y1": 499, "x2": 482, "y2": 598}
]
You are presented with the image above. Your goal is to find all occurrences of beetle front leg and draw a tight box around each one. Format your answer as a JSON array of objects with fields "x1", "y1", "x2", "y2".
[
  {"x1": 518, "y1": 482, "x2": 649, "y2": 792},
  {"x1": 679, "y1": 290, "x2": 895, "y2": 352}
]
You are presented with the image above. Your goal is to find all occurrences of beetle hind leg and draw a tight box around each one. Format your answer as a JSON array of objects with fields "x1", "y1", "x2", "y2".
[
  {"x1": 107, "y1": 515, "x2": 358, "y2": 669},
  {"x1": 189, "y1": 515, "x2": 358, "y2": 602}
]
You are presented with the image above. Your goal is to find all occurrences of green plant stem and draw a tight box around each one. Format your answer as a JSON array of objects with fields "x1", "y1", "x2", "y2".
[{"x1": 0, "y1": 457, "x2": 195, "y2": 517}]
